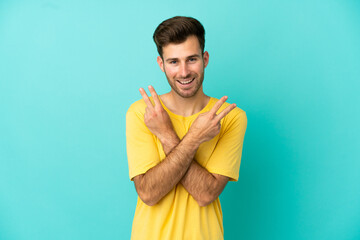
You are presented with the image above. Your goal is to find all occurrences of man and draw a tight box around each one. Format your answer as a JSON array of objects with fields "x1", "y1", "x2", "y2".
[{"x1": 126, "y1": 16, "x2": 247, "y2": 240}]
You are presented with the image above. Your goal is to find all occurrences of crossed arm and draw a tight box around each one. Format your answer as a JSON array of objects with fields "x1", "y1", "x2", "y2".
[
  {"x1": 158, "y1": 133, "x2": 230, "y2": 207},
  {"x1": 133, "y1": 86, "x2": 236, "y2": 206}
]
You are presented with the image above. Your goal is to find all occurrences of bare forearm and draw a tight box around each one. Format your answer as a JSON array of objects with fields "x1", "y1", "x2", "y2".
[
  {"x1": 159, "y1": 134, "x2": 222, "y2": 206},
  {"x1": 158, "y1": 131, "x2": 180, "y2": 155},
  {"x1": 180, "y1": 161, "x2": 225, "y2": 206},
  {"x1": 135, "y1": 134, "x2": 199, "y2": 206}
]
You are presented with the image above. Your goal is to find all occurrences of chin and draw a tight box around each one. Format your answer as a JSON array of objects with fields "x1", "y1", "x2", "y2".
[{"x1": 174, "y1": 87, "x2": 201, "y2": 98}]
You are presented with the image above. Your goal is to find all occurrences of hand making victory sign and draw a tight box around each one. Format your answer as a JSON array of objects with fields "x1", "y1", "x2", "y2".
[
  {"x1": 139, "y1": 85, "x2": 237, "y2": 147},
  {"x1": 187, "y1": 95, "x2": 237, "y2": 144},
  {"x1": 139, "y1": 86, "x2": 176, "y2": 145}
]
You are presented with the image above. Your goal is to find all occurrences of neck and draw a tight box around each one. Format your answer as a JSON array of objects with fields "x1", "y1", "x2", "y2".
[{"x1": 161, "y1": 87, "x2": 210, "y2": 117}]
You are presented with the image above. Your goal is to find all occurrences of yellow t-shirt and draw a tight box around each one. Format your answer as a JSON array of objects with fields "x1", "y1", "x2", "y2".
[{"x1": 126, "y1": 97, "x2": 247, "y2": 240}]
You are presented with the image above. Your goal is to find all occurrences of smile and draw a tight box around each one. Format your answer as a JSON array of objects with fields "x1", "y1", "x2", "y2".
[{"x1": 177, "y1": 78, "x2": 195, "y2": 85}]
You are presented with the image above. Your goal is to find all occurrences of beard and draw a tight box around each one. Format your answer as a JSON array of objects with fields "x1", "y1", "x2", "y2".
[{"x1": 164, "y1": 70, "x2": 205, "y2": 98}]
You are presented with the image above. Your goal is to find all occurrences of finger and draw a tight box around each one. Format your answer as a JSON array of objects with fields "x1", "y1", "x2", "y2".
[
  {"x1": 148, "y1": 85, "x2": 162, "y2": 107},
  {"x1": 139, "y1": 88, "x2": 154, "y2": 109},
  {"x1": 216, "y1": 103, "x2": 236, "y2": 121},
  {"x1": 209, "y1": 96, "x2": 228, "y2": 115}
]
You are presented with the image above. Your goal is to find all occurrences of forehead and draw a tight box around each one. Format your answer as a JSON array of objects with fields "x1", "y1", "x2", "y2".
[{"x1": 162, "y1": 35, "x2": 202, "y2": 60}]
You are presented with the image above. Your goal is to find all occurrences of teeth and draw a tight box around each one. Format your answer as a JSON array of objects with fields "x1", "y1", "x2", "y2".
[{"x1": 179, "y1": 78, "x2": 194, "y2": 84}]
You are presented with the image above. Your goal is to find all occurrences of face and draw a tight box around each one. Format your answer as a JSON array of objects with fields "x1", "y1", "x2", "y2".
[{"x1": 157, "y1": 35, "x2": 209, "y2": 98}]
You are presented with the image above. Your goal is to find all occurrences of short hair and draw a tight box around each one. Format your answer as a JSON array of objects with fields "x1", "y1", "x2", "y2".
[{"x1": 153, "y1": 16, "x2": 205, "y2": 58}]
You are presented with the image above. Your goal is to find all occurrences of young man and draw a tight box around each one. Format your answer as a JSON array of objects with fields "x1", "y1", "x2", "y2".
[{"x1": 126, "y1": 16, "x2": 247, "y2": 240}]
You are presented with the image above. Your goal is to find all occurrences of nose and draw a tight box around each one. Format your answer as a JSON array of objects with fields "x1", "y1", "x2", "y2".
[{"x1": 179, "y1": 63, "x2": 190, "y2": 78}]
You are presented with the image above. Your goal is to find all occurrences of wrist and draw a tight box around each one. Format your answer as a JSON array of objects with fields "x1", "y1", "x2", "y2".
[
  {"x1": 158, "y1": 130, "x2": 179, "y2": 149},
  {"x1": 182, "y1": 132, "x2": 201, "y2": 151}
]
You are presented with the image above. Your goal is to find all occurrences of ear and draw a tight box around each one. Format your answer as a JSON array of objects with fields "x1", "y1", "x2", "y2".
[
  {"x1": 203, "y1": 51, "x2": 209, "y2": 68},
  {"x1": 157, "y1": 56, "x2": 165, "y2": 72}
]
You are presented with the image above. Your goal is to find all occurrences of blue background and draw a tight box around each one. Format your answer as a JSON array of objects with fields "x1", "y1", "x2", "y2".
[{"x1": 1, "y1": 0, "x2": 359, "y2": 239}]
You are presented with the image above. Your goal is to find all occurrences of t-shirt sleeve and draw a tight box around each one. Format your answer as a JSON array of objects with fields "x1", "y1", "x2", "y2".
[
  {"x1": 126, "y1": 101, "x2": 160, "y2": 180},
  {"x1": 205, "y1": 108, "x2": 247, "y2": 181}
]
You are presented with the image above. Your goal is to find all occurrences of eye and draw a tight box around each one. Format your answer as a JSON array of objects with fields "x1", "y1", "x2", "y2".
[
  {"x1": 170, "y1": 60, "x2": 177, "y2": 64},
  {"x1": 188, "y1": 58, "x2": 197, "y2": 62}
]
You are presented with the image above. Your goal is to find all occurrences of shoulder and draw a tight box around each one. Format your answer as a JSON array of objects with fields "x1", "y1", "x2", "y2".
[
  {"x1": 126, "y1": 98, "x2": 148, "y2": 116},
  {"x1": 126, "y1": 99, "x2": 149, "y2": 124}
]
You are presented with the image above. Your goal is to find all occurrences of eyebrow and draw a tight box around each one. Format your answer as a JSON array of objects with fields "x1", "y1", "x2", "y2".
[
  {"x1": 165, "y1": 54, "x2": 201, "y2": 62},
  {"x1": 187, "y1": 54, "x2": 201, "y2": 59}
]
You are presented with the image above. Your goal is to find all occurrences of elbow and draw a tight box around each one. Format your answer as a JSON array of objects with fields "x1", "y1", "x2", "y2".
[
  {"x1": 142, "y1": 198, "x2": 158, "y2": 207},
  {"x1": 134, "y1": 176, "x2": 160, "y2": 206},
  {"x1": 197, "y1": 200, "x2": 210, "y2": 207},
  {"x1": 138, "y1": 191, "x2": 160, "y2": 206},
  {"x1": 196, "y1": 194, "x2": 216, "y2": 207}
]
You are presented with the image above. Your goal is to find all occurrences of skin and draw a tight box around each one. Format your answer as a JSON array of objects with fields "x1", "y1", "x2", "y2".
[
  {"x1": 157, "y1": 35, "x2": 208, "y2": 100},
  {"x1": 157, "y1": 35, "x2": 210, "y2": 117},
  {"x1": 133, "y1": 36, "x2": 237, "y2": 207}
]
